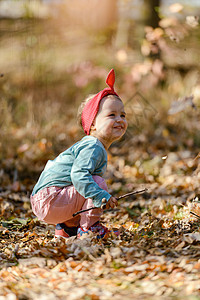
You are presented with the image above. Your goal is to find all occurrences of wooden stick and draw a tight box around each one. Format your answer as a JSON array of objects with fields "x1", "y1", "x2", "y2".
[
  {"x1": 117, "y1": 188, "x2": 148, "y2": 200},
  {"x1": 72, "y1": 188, "x2": 147, "y2": 217},
  {"x1": 190, "y1": 211, "x2": 200, "y2": 219},
  {"x1": 179, "y1": 203, "x2": 200, "y2": 220}
]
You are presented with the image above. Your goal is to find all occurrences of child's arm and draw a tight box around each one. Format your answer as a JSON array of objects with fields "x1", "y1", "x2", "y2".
[{"x1": 71, "y1": 143, "x2": 111, "y2": 207}]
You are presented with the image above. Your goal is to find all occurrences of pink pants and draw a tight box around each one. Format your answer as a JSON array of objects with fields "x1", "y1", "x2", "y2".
[{"x1": 30, "y1": 175, "x2": 108, "y2": 230}]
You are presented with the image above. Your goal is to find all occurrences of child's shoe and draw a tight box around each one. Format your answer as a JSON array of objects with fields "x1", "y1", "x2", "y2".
[
  {"x1": 77, "y1": 221, "x2": 109, "y2": 239},
  {"x1": 55, "y1": 223, "x2": 78, "y2": 238}
]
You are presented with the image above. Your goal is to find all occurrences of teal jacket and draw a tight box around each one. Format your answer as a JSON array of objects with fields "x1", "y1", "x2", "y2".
[{"x1": 32, "y1": 136, "x2": 111, "y2": 207}]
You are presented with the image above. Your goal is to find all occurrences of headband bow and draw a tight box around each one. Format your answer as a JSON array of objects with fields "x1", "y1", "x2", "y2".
[{"x1": 81, "y1": 69, "x2": 119, "y2": 135}]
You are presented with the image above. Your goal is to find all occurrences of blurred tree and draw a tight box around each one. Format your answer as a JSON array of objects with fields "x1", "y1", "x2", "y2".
[
  {"x1": 53, "y1": 0, "x2": 118, "y2": 31},
  {"x1": 114, "y1": 1, "x2": 130, "y2": 49},
  {"x1": 144, "y1": 0, "x2": 160, "y2": 28}
]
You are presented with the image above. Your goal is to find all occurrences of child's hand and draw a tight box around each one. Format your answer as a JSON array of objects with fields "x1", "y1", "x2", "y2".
[{"x1": 105, "y1": 196, "x2": 118, "y2": 209}]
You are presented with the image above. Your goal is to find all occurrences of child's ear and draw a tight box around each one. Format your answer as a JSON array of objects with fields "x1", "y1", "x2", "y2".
[{"x1": 90, "y1": 121, "x2": 96, "y2": 131}]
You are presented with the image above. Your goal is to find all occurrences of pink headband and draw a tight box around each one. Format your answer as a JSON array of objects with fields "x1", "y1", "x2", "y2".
[{"x1": 81, "y1": 69, "x2": 119, "y2": 135}]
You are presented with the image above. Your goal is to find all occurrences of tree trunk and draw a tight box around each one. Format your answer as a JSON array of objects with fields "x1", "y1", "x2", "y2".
[{"x1": 144, "y1": 0, "x2": 160, "y2": 28}]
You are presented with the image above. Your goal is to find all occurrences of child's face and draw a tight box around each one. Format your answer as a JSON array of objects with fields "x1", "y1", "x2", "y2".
[{"x1": 90, "y1": 95, "x2": 127, "y2": 148}]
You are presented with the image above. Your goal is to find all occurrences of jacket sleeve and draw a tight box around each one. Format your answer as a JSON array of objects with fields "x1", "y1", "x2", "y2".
[{"x1": 70, "y1": 144, "x2": 111, "y2": 207}]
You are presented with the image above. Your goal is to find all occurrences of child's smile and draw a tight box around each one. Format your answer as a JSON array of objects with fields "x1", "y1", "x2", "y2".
[{"x1": 90, "y1": 95, "x2": 128, "y2": 149}]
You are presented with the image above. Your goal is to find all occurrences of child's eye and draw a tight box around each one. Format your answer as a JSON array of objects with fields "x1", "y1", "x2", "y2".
[
  {"x1": 108, "y1": 113, "x2": 115, "y2": 117},
  {"x1": 121, "y1": 114, "x2": 126, "y2": 118}
]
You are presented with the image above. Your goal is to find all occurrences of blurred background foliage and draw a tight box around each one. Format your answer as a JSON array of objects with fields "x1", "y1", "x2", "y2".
[{"x1": 0, "y1": 0, "x2": 200, "y2": 187}]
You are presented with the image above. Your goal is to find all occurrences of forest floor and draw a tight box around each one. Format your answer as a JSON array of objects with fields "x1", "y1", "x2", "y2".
[
  {"x1": 0, "y1": 139, "x2": 200, "y2": 300},
  {"x1": 1, "y1": 13, "x2": 200, "y2": 300}
]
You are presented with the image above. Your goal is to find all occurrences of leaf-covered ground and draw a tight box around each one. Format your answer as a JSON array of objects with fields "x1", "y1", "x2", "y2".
[
  {"x1": 0, "y1": 143, "x2": 200, "y2": 300},
  {"x1": 1, "y1": 6, "x2": 200, "y2": 299}
]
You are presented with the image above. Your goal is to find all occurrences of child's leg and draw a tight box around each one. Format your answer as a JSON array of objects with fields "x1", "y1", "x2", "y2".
[
  {"x1": 59, "y1": 175, "x2": 108, "y2": 229},
  {"x1": 31, "y1": 176, "x2": 108, "y2": 230},
  {"x1": 31, "y1": 185, "x2": 86, "y2": 226},
  {"x1": 43, "y1": 186, "x2": 86, "y2": 226},
  {"x1": 79, "y1": 175, "x2": 108, "y2": 230}
]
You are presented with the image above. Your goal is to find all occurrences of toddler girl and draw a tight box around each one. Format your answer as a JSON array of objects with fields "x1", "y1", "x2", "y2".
[{"x1": 31, "y1": 69, "x2": 128, "y2": 238}]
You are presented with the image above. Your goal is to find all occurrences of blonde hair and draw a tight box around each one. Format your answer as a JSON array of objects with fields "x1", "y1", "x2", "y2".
[{"x1": 77, "y1": 94, "x2": 95, "y2": 129}]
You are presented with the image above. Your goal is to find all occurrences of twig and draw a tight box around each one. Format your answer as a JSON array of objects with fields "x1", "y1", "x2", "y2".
[
  {"x1": 193, "y1": 152, "x2": 200, "y2": 162},
  {"x1": 72, "y1": 188, "x2": 148, "y2": 217},
  {"x1": 117, "y1": 188, "x2": 148, "y2": 200},
  {"x1": 179, "y1": 203, "x2": 200, "y2": 220},
  {"x1": 189, "y1": 211, "x2": 200, "y2": 219}
]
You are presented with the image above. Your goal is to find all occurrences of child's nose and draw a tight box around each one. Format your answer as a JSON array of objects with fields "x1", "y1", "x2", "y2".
[{"x1": 116, "y1": 115, "x2": 123, "y2": 122}]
